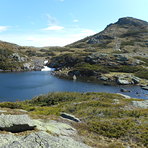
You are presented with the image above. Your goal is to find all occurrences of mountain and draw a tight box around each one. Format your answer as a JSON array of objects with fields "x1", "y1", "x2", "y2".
[
  {"x1": 49, "y1": 17, "x2": 148, "y2": 85},
  {"x1": 67, "y1": 17, "x2": 148, "y2": 54}
]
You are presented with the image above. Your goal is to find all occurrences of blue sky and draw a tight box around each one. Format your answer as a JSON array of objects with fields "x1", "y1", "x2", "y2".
[{"x1": 0, "y1": 0, "x2": 148, "y2": 47}]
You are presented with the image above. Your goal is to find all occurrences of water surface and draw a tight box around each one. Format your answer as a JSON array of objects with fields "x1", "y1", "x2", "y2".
[{"x1": 0, "y1": 71, "x2": 147, "y2": 102}]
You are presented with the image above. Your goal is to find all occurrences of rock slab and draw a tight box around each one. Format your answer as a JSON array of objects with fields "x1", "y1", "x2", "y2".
[{"x1": 0, "y1": 131, "x2": 91, "y2": 148}]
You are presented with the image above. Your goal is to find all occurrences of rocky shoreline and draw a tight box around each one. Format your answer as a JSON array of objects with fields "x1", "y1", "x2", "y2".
[{"x1": 51, "y1": 69, "x2": 148, "y2": 89}]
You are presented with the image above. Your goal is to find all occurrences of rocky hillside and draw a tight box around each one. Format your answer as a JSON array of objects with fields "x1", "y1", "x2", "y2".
[
  {"x1": 48, "y1": 17, "x2": 148, "y2": 86},
  {"x1": 67, "y1": 17, "x2": 148, "y2": 54},
  {"x1": 0, "y1": 41, "x2": 46, "y2": 71},
  {"x1": 0, "y1": 40, "x2": 74, "y2": 72}
]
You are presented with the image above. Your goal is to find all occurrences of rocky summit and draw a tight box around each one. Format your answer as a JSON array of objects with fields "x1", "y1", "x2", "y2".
[{"x1": 67, "y1": 17, "x2": 148, "y2": 53}]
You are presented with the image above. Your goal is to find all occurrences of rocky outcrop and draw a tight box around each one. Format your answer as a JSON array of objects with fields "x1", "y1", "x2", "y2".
[
  {"x1": 0, "y1": 131, "x2": 91, "y2": 148},
  {"x1": 10, "y1": 53, "x2": 27, "y2": 62},
  {"x1": 0, "y1": 114, "x2": 90, "y2": 148}
]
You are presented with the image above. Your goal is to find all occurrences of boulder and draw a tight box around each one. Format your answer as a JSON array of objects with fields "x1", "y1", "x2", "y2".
[
  {"x1": 132, "y1": 100, "x2": 148, "y2": 109},
  {"x1": 0, "y1": 114, "x2": 36, "y2": 133},
  {"x1": 117, "y1": 78, "x2": 131, "y2": 85},
  {"x1": 60, "y1": 113, "x2": 80, "y2": 122},
  {"x1": 120, "y1": 88, "x2": 131, "y2": 92}
]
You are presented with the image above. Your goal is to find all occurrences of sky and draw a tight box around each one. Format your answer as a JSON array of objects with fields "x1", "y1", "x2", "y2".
[{"x1": 0, "y1": 0, "x2": 148, "y2": 47}]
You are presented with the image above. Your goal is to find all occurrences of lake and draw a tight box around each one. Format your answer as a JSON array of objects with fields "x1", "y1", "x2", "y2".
[{"x1": 0, "y1": 71, "x2": 147, "y2": 102}]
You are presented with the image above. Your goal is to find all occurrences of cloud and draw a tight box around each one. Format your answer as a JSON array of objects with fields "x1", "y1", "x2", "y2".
[
  {"x1": 0, "y1": 26, "x2": 8, "y2": 32},
  {"x1": 43, "y1": 25, "x2": 64, "y2": 31},
  {"x1": 59, "y1": 0, "x2": 64, "y2": 2},
  {"x1": 73, "y1": 19, "x2": 79, "y2": 23},
  {"x1": 0, "y1": 27, "x2": 97, "y2": 47}
]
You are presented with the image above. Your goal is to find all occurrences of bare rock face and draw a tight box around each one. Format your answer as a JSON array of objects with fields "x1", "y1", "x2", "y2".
[
  {"x1": 0, "y1": 114, "x2": 36, "y2": 133},
  {"x1": 0, "y1": 131, "x2": 91, "y2": 148}
]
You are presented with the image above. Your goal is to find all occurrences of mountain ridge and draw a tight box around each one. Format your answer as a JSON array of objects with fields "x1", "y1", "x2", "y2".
[{"x1": 67, "y1": 17, "x2": 148, "y2": 53}]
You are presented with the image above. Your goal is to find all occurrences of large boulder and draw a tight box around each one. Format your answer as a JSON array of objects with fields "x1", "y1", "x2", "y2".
[{"x1": 0, "y1": 114, "x2": 36, "y2": 133}]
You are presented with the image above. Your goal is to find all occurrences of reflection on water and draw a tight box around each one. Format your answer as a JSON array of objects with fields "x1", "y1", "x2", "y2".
[{"x1": 0, "y1": 71, "x2": 147, "y2": 102}]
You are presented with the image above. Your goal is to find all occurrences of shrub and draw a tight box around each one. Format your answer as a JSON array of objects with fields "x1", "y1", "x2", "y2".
[{"x1": 88, "y1": 119, "x2": 135, "y2": 138}]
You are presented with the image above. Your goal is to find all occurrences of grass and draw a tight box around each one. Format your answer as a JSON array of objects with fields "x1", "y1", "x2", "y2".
[{"x1": 0, "y1": 92, "x2": 147, "y2": 147}]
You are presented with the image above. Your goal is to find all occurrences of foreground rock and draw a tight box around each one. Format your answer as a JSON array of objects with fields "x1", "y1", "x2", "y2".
[
  {"x1": 0, "y1": 131, "x2": 91, "y2": 148},
  {"x1": 0, "y1": 114, "x2": 35, "y2": 133},
  {"x1": 0, "y1": 114, "x2": 90, "y2": 148}
]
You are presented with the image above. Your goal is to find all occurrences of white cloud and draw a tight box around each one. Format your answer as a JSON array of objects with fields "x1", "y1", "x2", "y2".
[
  {"x1": 73, "y1": 19, "x2": 79, "y2": 23},
  {"x1": 59, "y1": 0, "x2": 64, "y2": 2},
  {"x1": 43, "y1": 25, "x2": 64, "y2": 31},
  {"x1": 0, "y1": 26, "x2": 8, "y2": 32},
  {"x1": 0, "y1": 27, "x2": 97, "y2": 47}
]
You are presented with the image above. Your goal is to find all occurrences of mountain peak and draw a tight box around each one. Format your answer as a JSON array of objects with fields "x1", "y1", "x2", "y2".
[{"x1": 115, "y1": 17, "x2": 148, "y2": 26}]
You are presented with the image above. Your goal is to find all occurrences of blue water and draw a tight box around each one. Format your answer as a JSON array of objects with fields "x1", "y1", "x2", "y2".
[{"x1": 0, "y1": 71, "x2": 147, "y2": 102}]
